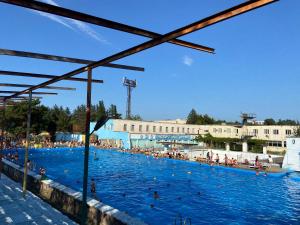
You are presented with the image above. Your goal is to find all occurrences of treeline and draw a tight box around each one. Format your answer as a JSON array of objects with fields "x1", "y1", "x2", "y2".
[
  {"x1": 186, "y1": 109, "x2": 234, "y2": 125},
  {"x1": 187, "y1": 109, "x2": 299, "y2": 126},
  {"x1": 3, "y1": 100, "x2": 125, "y2": 140},
  {"x1": 264, "y1": 118, "x2": 299, "y2": 126}
]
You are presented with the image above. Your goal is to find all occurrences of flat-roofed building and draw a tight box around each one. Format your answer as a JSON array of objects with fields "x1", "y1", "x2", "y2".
[{"x1": 91, "y1": 119, "x2": 297, "y2": 153}]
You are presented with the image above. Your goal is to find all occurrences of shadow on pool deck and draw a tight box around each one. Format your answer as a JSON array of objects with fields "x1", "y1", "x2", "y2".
[{"x1": 0, "y1": 174, "x2": 78, "y2": 225}]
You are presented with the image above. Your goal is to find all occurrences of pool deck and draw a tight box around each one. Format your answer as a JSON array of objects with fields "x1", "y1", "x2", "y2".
[{"x1": 0, "y1": 174, "x2": 77, "y2": 225}]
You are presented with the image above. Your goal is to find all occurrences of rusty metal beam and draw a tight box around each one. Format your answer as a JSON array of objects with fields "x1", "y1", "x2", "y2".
[
  {"x1": 0, "y1": 70, "x2": 103, "y2": 83},
  {"x1": 4, "y1": 0, "x2": 277, "y2": 101},
  {"x1": 0, "y1": 48, "x2": 144, "y2": 72},
  {"x1": 0, "y1": 83, "x2": 75, "y2": 91},
  {"x1": 0, "y1": 0, "x2": 214, "y2": 53},
  {"x1": 0, "y1": 90, "x2": 57, "y2": 95}
]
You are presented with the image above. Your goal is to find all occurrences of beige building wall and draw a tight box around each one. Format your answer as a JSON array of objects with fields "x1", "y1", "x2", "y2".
[{"x1": 112, "y1": 119, "x2": 298, "y2": 152}]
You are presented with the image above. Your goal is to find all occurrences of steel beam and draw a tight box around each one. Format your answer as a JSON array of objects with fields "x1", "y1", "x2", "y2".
[
  {"x1": 0, "y1": 70, "x2": 103, "y2": 83},
  {"x1": 0, "y1": 100, "x2": 5, "y2": 179},
  {"x1": 0, "y1": 83, "x2": 75, "y2": 91},
  {"x1": 22, "y1": 91, "x2": 32, "y2": 197},
  {"x1": 4, "y1": 0, "x2": 277, "y2": 101},
  {"x1": 81, "y1": 68, "x2": 92, "y2": 224},
  {"x1": 0, "y1": 49, "x2": 144, "y2": 72},
  {"x1": 0, "y1": 91, "x2": 57, "y2": 95},
  {"x1": 0, "y1": 1, "x2": 214, "y2": 53}
]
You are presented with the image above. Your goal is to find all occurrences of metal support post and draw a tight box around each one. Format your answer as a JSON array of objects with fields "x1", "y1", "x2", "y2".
[
  {"x1": 81, "y1": 68, "x2": 92, "y2": 225},
  {"x1": 0, "y1": 100, "x2": 6, "y2": 179},
  {"x1": 22, "y1": 90, "x2": 32, "y2": 197}
]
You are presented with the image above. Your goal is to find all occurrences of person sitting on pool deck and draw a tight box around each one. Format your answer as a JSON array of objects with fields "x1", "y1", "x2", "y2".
[{"x1": 39, "y1": 167, "x2": 46, "y2": 180}]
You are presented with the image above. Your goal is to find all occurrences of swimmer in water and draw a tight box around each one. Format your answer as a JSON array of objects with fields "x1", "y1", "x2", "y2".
[
  {"x1": 94, "y1": 151, "x2": 99, "y2": 160},
  {"x1": 153, "y1": 191, "x2": 159, "y2": 199},
  {"x1": 91, "y1": 178, "x2": 96, "y2": 197}
]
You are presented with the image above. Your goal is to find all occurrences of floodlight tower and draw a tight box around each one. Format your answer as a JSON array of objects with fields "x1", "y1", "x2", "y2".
[{"x1": 123, "y1": 77, "x2": 137, "y2": 119}]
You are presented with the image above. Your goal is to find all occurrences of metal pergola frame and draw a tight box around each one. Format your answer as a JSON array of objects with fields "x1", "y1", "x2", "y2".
[
  {"x1": 0, "y1": 0, "x2": 278, "y2": 224},
  {"x1": 0, "y1": 48, "x2": 145, "y2": 72}
]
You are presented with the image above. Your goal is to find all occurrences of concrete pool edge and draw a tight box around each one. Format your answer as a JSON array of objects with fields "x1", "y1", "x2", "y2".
[{"x1": 1, "y1": 159, "x2": 148, "y2": 225}]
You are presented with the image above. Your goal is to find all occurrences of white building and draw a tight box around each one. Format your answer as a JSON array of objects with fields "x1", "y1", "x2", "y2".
[{"x1": 91, "y1": 119, "x2": 298, "y2": 152}]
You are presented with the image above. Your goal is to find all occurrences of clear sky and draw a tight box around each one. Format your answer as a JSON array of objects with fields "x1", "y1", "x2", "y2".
[{"x1": 0, "y1": 0, "x2": 299, "y2": 122}]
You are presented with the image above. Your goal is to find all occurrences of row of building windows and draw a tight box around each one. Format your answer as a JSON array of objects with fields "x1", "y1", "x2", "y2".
[
  {"x1": 212, "y1": 128, "x2": 239, "y2": 134},
  {"x1": 123, "y1": 124, "x2": 199, "y2": 134},
  {"x1": 262, "y1": 129, "x2": 292, "y2": 135},
  {"x1": 122, "y1": 124, "x2": 294, "y2": 137},
  {"x1": 267, "y1": 141, "x2": 286, "y2": 147}
]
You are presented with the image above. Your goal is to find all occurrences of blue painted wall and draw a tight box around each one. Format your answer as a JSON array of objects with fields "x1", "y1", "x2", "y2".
[{"x1": 91, "y1": 119, "x2": 131, "y2": 149}]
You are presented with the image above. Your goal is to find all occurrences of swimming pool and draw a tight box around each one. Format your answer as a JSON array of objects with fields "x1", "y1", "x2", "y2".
[{"x1": 9, "y1": 147, "x2": 300, "y2": 225}]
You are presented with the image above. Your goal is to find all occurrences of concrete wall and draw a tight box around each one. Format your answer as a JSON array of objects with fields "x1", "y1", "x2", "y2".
[
  {"x1": 188, "y1": 149, "x2": 282, "y2": 164},
  {"x1": 283, "y1": 138, "x2": 300, "y2": 171},
  {"x1": 1, "y1": 159, "x2": 147, "y2": 225}
]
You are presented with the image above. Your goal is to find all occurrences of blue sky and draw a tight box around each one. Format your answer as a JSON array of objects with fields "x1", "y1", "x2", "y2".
[{"x1": 0, "y1": 0, "x2": 299, "y2": 121}]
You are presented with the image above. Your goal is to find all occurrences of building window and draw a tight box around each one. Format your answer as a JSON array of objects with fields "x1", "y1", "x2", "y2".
[
  {"x1": 159, "y1": 126, "x2": 162, "y2": 132},
  {"x1": 284, "y1": 141, "x2": 287, "y2": 147},
  {"x1": 146, "y1": 125, "x2": 149, "y2": 132},
  {"x1": 139, "y1": 125, "x2": 142, "y2": 132},
  {"x1": 177, "y1": 127, "x2": 180, "y2": 133},
  {"x1": 153, "y1": 126, "x2": 156, "y2": 132},
  {"x1": 286, "y1": 129, "x2": 292, "y2": 135},
  {"x1": 267, "y1": 141, "x2": 282, "y2": 147},
  {"x1": 131, "y1": 125, "x2": 135, "y2": 132},
  {"x1": 123, "y1": 124, "x2": 127, "y2": 131},
  {"x1": 218, "y1": 128, "x2": 222, "y2": 133},
  {"x1": 273, "y1": 129, "x2": 279, "y2": 135},
  {"x1": 182, "y1": 128, "x2": 185, "y2": 133},
  {"x1": 187, "y1": 128, "x2": 190, "y2": 134},
  {"x1": 264, "y1": 129, "x2": 269, "y2": 135},
  {"x1": 192, "y1": 128, "x2": 195, "y2": 134},
  {"x1": 213, "y1": 128, "x2": 217, "y2": 133},
  {"x1": 253, "y1": 129, "x2": 258, "y2": 135},
  {"x1": 235, "y1": 129, "x2": 239, "y2": 134},
  {"x1": 171, "y1": 127, "x2": 174, "y2": 133},
  {"x1": 166, "y1": 127, "x2": 168, "y2": 133}
]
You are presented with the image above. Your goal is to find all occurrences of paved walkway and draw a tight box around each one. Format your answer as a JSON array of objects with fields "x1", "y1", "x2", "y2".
[{"x1": 0, "y1": 174, "x2": 78, "y2": 225}]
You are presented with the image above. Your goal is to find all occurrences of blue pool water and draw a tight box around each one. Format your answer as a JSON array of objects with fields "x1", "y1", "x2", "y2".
[{"x1": 7, "y1": 147, "x2": 300, "y2": 225}]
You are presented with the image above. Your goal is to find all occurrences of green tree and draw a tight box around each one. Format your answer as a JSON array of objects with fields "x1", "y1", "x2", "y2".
[
  {"x1": 186, "y1": 109, "x2": 198, "y2": 124},
  {"x1": 277, "y1": 119, "x2": 298, "y2": 125},
  {"x1": 264, "y1": 118, "x2": 276, "y2": 125},
  {"x1": 107, "y1": 104, "x2": 122, "y2": 119},
  {"x1": 294, "y1": 126, "x2": 300, "y2": 137},
  {"x1": 130, "y1": 114, "x2": 142, "y2": 121},
  {"x1": 5, "y1": 99, "x2": 49, "y2": 138}
]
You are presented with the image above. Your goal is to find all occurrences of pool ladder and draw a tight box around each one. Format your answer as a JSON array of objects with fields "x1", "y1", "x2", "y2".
[{"x1": 174, "y1": 214, "x2": 191, "y2": 225}]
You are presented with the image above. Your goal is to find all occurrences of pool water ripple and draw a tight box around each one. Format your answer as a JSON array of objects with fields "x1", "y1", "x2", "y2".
[{"x1": 7, "y1": 147, "x2": 300, "y2": 225}]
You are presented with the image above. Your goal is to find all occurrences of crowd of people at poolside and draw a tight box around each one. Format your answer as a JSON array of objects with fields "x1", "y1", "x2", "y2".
[
  {"x1": 3, "y1": 151, "x2": 47, "y2": 179},
  {"x1": 130, "y1": 147, "x2": 190, "y2": 160}
]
